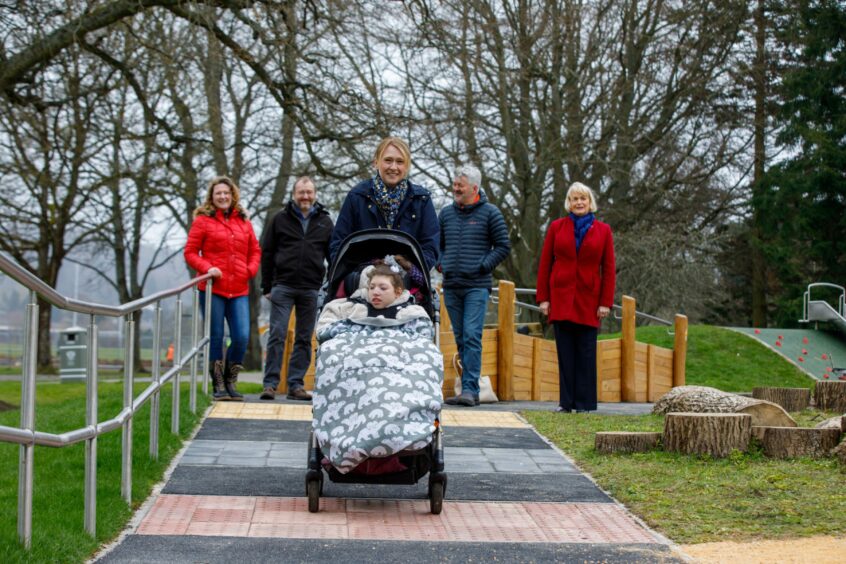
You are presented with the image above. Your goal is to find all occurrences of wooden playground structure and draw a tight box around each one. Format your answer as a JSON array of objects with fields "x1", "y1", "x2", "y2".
[{"x1": 278, "y1": 281, "x2": 688, "y2": 403}]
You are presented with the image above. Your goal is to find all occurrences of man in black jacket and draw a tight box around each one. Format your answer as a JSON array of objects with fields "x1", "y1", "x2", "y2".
[
  {"x1": 440, "y1": 164, "x2": 511, "y2": 407},
  {"x1": 260, "y1": 176, "x2": 334, "y2": 400}
]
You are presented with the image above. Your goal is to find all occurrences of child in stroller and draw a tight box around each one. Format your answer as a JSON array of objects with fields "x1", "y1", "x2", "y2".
[{"x1": 306, "y1": 230, "x2": 446, "y2": 514}]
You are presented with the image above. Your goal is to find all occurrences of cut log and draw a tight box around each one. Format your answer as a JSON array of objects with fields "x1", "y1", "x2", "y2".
[
  {"x1": 751, "y1": 426, "x2": 842, "y2": 459},
  {"x1": 595, "y1": 432, "x2": 661, "y2": 454},
  {"x1": 652, "y1": 385, "x2": 796, "y2": 427},
  {"x1": 814, "y1": 415, "x2": 846, "y2": 431},
  {"x1": 663, "y1": 412, "x2": 751, "y2": 458},
  {"x1": 751, "y1": 387, "x2": 810, "y2": 412},
  {"x1": 833, "y1": 441, "x2": 846, "y2": 466},
  {"x1": 814, "y1": 381, "x2": 846, "y2": 413}
]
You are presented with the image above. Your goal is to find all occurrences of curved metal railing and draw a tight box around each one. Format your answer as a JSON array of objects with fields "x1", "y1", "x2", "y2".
[{"x1": 0, "y1": 252, "x2": 213, "y2": 548}]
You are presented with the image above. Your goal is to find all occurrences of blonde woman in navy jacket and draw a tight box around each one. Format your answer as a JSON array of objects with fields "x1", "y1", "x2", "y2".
[{"x1": 536, "y1": 182, "x2": 615, "y2": 413}]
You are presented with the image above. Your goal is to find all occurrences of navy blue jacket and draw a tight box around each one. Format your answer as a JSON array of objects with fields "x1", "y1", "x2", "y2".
[
  {"x1": 439, "y1": 191, "x2": 511, "y2": 289},
  {"x1": 329, "y1": 178, "x2": 440, "y2": 271}
]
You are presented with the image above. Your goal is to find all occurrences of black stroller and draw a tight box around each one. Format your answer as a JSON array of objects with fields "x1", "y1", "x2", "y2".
[{"x1": 305, "y1": 229, "x2": 447, "y2": 514}]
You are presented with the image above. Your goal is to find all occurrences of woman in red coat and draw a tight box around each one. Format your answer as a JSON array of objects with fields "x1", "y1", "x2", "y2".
[
  {"x1": 185, "y1": 176, "x2": 261, "y2": 401},
  {"x1": 536, "y1": 182, "x2": 616, "y2": 413}
]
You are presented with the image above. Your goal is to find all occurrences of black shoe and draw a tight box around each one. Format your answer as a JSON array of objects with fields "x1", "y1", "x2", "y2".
[
  {"x1": 554, "y1": 406, "x2": 571, "y2": 413},
  {"x1": 260, "y1": 387, "x2": 276, "y2": 400},
  {"x1": 286, "y1": 388, "x2": 312, "y2": 401},
  {"x1": 224, "y1": 363, "x2": 244, "y2": 401},
  {"x1": 445, "y1": 392, "x2": 476, "y2": 407}
]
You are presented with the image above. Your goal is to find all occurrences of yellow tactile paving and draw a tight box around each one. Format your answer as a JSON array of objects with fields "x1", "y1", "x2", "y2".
[
  {"x1": 208, "y1": 402, "x2": 527, "y2": 427},
  {"x1": 439, "y1": 411, "x2": 528, "y2": 428},
  {"x1": 208, "y1": 402, "x2": 312, "y2": 421}
]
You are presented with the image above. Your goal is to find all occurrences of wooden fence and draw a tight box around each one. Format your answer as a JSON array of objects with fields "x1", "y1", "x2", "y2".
[{"x1": 276, "y1": 282, "x2": 688, "y2": 403}]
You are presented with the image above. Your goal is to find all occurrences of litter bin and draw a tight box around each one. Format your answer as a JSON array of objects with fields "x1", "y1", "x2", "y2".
[{"x1": 59, "y1": 327, "x2": 88, "y2": 382}]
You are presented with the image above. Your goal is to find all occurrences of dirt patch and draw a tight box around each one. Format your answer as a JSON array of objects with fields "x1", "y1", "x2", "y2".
[
  {"x1": 0, "y1": 400, "x2": 17, "y2": 411},
  {"x1": 681, "y1": 536, "x2": 846, "y2": 563}
]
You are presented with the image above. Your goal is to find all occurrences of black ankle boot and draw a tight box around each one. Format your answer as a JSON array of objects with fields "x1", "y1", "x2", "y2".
[
  {"x1": 225, "y1": 362, "x2": 244, "y2": 401},
  {"x1": 210, "y1": 360, "x2": 228, "y2": 401}
]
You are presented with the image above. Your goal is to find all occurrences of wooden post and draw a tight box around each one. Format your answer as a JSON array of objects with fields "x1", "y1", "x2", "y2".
[
  {"x1": 438, "y1": 286, "x2": 451, "y2": 333},
  {"x1": 278, "y1": 310, "x2": 296, "y2": 393},
  {"x1": 673, "y1": 314, "x2": 688, "y2": 388},
  {"x1": 497, "y1": 280, "x2": 515, "y2": 401},
  {"x1": 532, "y1": 337, "x2": 542, "y2": 401},
  {"x1": 621, "y1": 295, "x2": 636, "y2": 402}
]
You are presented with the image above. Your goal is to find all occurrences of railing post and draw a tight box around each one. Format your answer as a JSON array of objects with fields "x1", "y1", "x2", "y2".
[
  {"x1": 673, "y1": 314, "x2": 688, "y2": 388},
  {"x1": 497, "y1": 280, "x2": 515, "y2": 401},
  {"x1": 202, "y1": 280, "x2": 212, "y2": 396},
  {"x1": 439, "y1": 287, "x2": 451, "y2": 333},
  {"x1": 121, "y1": 315, "x2": 135, "y2": 504},
  {"x1": 189, "y1": 289, "x2": 199, "y2": 413},
  {"x1": 84, "y1": 314, "x2": 98, "y2": 536},
  {"x1": 171, "y1": 296, "x2": 182, "y2": 435},
  {"x1": 150, "y1": 302, "x2": 162, "y2": 460},
  {"x1": 17, "y1": 290, "x2": 38, "y2": 549},
  {"x1": 621, "y1": 295, "x2": 636, "y2": 402}
]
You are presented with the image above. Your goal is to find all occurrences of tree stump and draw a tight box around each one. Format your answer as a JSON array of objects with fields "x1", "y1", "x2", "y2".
[
  {"x1": 751, "y1": 426, "x2": 842, "y2": 459},
  {"x1": 653, "y1": 385, "x2": 796, "y2": 427},
  {"x1": 814, "y1": 381, "x2": 846, "y2": 413},
  {"x1": 752, "y1": 387, "x2": 810, "y2": 412},
  {"x1": 595, "y1": 432, "x2": 661, "y2": 454},
  {"x1": 663, "y1": 412, "x2": 751, "y2": 458},
  {"x1": 833, "y1": 441, "x2": 846, "y2": 466}
]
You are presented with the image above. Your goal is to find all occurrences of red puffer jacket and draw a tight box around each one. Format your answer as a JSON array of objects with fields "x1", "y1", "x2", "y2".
[{"x1": 184, "y1": 209, "x2": 261, "y2": 298}]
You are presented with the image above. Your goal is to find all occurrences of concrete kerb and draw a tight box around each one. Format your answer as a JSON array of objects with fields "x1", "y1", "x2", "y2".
[{"x1": 88, "y1": 403, "x2": 215, "y2": 563}]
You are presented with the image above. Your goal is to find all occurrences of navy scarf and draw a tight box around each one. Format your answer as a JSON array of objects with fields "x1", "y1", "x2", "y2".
[{"x1": 570, "y1": 212, "x2": 595, "y2": 252}]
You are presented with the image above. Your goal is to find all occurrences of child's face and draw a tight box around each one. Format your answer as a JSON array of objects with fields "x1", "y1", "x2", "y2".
[{"x1": 368, "y1": 275, "x2": 402, "y2": 309}]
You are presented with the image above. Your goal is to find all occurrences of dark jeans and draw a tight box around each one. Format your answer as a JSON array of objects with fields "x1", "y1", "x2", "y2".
[
  {"x1": 263, "y1": 284, "x2": 318, "y2": 390},
  {"x1": 444, "y1": 287, "x2": 490, "y2": 396},
  {"x1": 553, "y1": 320, "x2": 598, "y2": 411},
  {"x1": 199, "y1": 293, "x2": 250, "y2": 364}
]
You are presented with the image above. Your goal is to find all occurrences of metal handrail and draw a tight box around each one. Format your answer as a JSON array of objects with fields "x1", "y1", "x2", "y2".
[
  {"x1": 489, "y1": 285, "x2": 672, "y2": 325},
  {"x1": 0, "y1": 252, "x2": 213, "y2": 548},
  {"x1": 801, "y1": 282, "x2": 845, "y2": 322}
]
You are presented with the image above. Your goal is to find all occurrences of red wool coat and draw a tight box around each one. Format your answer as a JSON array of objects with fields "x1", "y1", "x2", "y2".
[
  {"x1": 536, "y1": 216, "x2": 616, "y2": 328},
  {"x1": 184, "y1": 209, "x2": 261, "y2": 298}
]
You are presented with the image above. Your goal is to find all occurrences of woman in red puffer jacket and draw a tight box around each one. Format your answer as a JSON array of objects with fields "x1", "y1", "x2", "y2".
[{"x1": 185, "y1": 176, "x2": 261, "y2": 401}]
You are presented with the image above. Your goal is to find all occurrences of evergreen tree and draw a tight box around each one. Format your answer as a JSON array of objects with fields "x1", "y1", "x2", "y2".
[{"x1": 757, "y1": 0, "x2": 846, "y2": 325}]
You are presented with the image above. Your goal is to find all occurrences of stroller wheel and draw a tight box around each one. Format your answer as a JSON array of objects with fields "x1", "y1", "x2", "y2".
[
  {"x1": 429, "y1": 481, "x2": 444, "y2": 515},
  {"x1": 307, "y1": 478, "x2": 321, "y2": 513}
]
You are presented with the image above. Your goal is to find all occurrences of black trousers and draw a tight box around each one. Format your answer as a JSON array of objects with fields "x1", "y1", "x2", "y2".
[{"x1": 553, "y1": 320, "x2": 598, "y2": 411}]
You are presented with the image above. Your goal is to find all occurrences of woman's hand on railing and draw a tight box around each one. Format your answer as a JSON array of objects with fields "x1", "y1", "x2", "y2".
[
  {"x1": 539, "y1": 301, "x2": 550, "y2": 316},
  {"x1": 207, "y1": 267, "x2": 222, "y2": 278}
]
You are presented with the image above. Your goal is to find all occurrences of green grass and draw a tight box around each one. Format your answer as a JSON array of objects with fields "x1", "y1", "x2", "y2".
[
  {"x1": 0, "y1": 380, "x2": 212, "y2": 563},
  {"x1": 600, "y1": 325, "x2": 814, "y2": 391},
  {"x1": 524, "y1": 410, "x2": 846, "y2": 544}
]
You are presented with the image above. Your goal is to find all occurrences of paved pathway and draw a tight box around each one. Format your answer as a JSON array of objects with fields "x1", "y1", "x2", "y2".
[{"x1": 95, "y1": 397, "x2": 682, "y2": 563}]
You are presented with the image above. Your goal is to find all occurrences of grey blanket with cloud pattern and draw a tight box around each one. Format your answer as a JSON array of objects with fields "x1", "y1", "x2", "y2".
[{"x1": 312, "y1": 321, "x2": 443, "y2": 473}]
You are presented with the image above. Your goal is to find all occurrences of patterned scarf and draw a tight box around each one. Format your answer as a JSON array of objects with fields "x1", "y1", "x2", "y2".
[
  {"x1": 371, "y1": 172, "x2": 409, "y2": 228},
  {"x1": 570, "y1": 212, "x2": 595, "y2": 252}
]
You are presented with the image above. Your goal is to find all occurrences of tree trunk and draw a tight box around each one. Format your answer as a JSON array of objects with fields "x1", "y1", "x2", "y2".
[
  {"x1": 751, "y1": 426, "x2": 841, "y2": 459},
  {"x1": 663, "y1": 412, "x2": 751, "y2": 458},
  {"x1": 653, "y1": 385, "x2": 796, "y2": 427},
  {"x1": 595, "y1": 432, "x2": 661, "y2": 454},
  {"x1": 751, "y1": 387, "x2": 810, "y2": 412},
  {"x1": 814, "y1": 381, "x2": 846, "y2": 413}
]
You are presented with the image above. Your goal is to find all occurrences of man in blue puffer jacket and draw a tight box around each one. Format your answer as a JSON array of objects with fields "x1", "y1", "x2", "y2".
[{"x1": 440, "y1": 164, "x2": 511, "y2": 407}]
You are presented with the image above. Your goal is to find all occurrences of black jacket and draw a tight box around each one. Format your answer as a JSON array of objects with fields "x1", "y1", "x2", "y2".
[{"x1": 260, "y1": 201, "x2": 334, "y2": 293}]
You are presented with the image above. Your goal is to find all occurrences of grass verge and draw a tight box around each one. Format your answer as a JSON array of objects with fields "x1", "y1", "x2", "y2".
[
  {"x1": 0, "y1": 380, "x2": 212, "y2": 563},
  {"x1": 599, "y1": 325, "x2": 813, "y2": 391},
  {"x1": 524, "y1": 410, "x2": 846, "y2": 544}
]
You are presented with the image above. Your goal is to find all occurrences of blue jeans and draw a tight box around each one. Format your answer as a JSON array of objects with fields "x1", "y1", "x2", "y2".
[
  {"x1": 263, "y1": 284, "x2": 318, "y2": 390},
  {"x1": 199, "y1": 292, "x2": 250, "y2": 364},
  {"x1": 444, "y1": 287, "x2": 490, "y2": 396}
]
